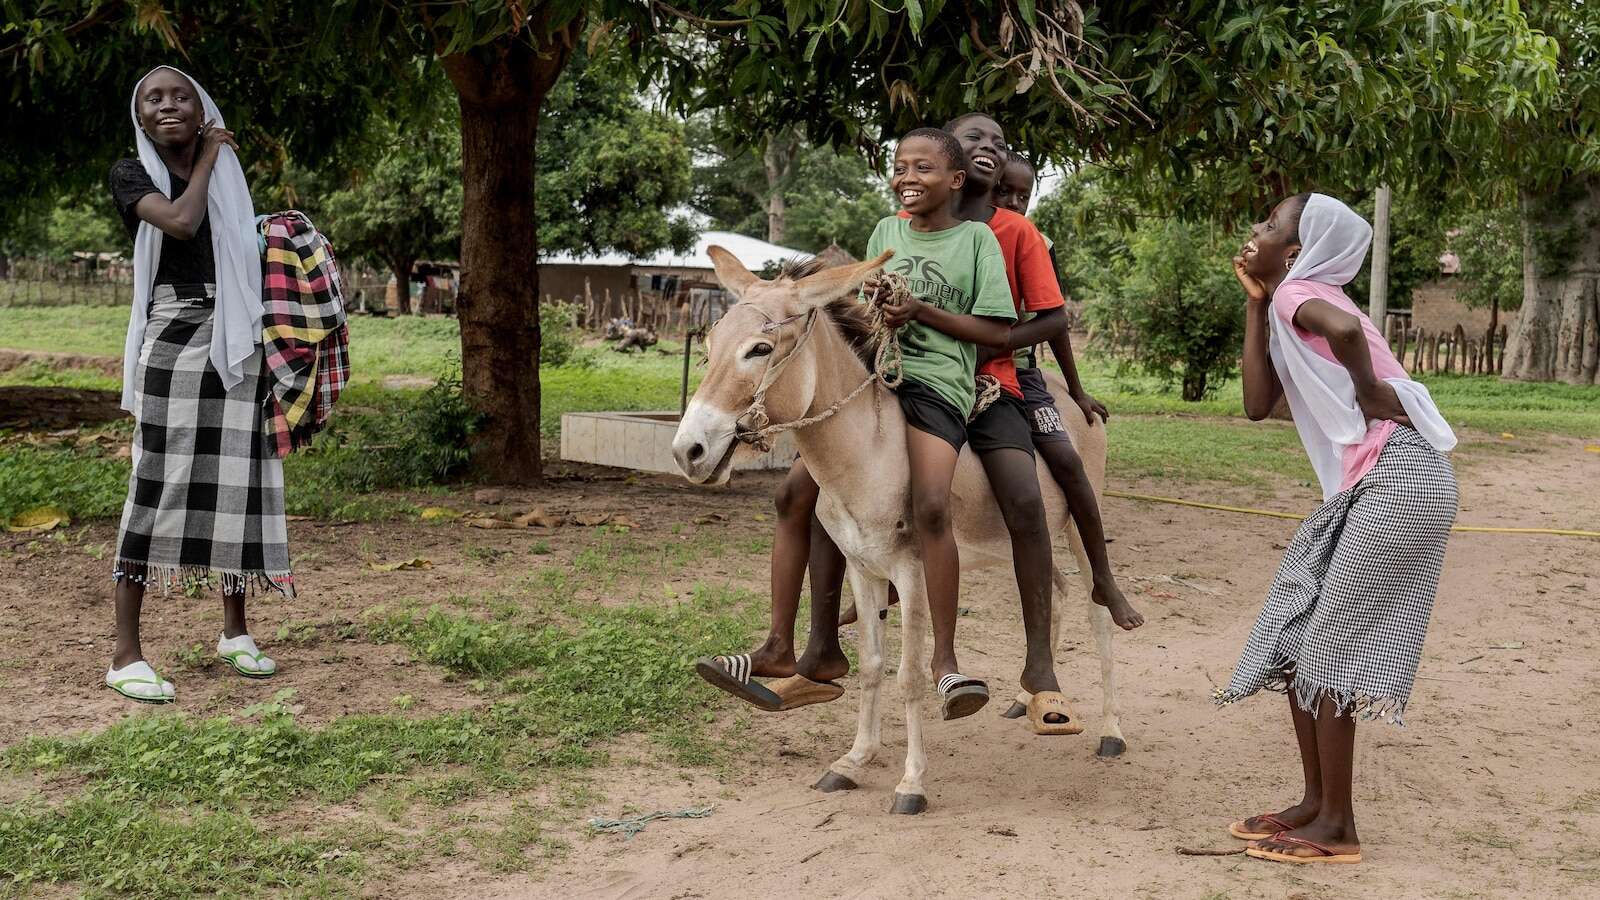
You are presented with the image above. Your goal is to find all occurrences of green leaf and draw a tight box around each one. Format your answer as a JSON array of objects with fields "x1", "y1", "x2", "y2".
[
  {"x1": 905, "y1": 0, "x2": 924, "y2": 35},
  {"x1": 1016, "y1": 0, "x2": 1037, "y2": 29}
]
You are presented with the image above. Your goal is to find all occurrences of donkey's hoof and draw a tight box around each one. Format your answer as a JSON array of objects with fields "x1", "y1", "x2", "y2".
[
  {"x1": 998, "y1": 701, "x2": 1028, "y2": 719},
  {"x1": 814, "y1": 771, "x2": 858, "y2": 793},
  {"x1": 890, "y1": 792, "x2": 928, "y2": 815},
  {"x1": 1096, "y1": 736, "x2": 1127, "y2": 758}
]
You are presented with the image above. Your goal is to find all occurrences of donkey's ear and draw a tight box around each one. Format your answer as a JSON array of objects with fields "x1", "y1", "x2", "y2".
[
  {"x1": 794, "y1": 250, "x2": 895, "y2": 306},
  {"x1": 708, "y1": 246, "x2": 760, "y2": 297}
]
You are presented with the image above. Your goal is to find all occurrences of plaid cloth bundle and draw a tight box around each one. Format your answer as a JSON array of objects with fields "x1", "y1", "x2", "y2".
[{"x1": 258, "y1": 211, "x2": 350, "y2": 457}]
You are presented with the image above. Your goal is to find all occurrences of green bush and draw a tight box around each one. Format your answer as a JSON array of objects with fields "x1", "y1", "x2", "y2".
[
  {"x1": 0, "y1": 444, "x2": 128, "y2": 522},
  {"x1": 539, "y1": 300, "x2": 582, "y2": 368},
  {"x1": 1088, "y1": 219, "x2": 1245, "y2": 401}
]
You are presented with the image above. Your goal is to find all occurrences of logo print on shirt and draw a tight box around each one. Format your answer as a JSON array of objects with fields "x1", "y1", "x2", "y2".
[{"x1": 890, "y1": 255, "x2": 967, "y2": 311}]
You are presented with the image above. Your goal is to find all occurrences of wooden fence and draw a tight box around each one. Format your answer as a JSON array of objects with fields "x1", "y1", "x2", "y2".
[
  {"x1": 1391, "y1": 323, "x2": 1509, "y2": 376},
  {"x1": 547, "y1": 287, "x2": 731, "y2": 336}
]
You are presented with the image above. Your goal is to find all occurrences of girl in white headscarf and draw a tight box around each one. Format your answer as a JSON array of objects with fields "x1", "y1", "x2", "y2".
[
  {"x1": 1215, "y1": 193, "x2": 1458, "y2": 866},
  {"x1": 104, "y1": 66, "x2": 292, "y2": 704}
]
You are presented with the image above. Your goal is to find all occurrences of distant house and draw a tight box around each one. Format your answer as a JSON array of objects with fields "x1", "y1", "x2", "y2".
[
  {"x1": 538, "y1": 231, "x2": 810, "y2": 324},
  {"x1": 1407, "y1": 249, "x2": 1499, "y2": 337}
]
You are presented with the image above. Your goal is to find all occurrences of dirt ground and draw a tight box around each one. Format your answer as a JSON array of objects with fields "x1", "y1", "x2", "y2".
[{"x1": 2, "y1": 431, "x2": 1597, "y2": 899}]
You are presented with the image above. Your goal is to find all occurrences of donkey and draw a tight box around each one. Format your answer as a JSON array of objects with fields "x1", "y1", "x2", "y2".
[{"x1": 672, "y1": 247, "x2": 1126, "y2": 813}]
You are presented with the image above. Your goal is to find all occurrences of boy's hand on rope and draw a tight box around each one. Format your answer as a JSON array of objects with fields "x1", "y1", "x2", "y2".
[{"x1": 874, "y1": 272, "x2": 918, "y2": 329}]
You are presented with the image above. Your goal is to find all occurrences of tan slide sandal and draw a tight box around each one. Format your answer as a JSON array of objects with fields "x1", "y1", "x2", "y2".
[
  {"x1": 1025, "y1": 690, "x2": 1084, "y2": 735},
  {"x1": 768, "y1": 674, "x2": 846, "y2": 710}
]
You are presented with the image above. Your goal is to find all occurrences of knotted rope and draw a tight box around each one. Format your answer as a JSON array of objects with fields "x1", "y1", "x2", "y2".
[{"x1": 732, "y1": 272, "x2": 1001, "y2": 452}]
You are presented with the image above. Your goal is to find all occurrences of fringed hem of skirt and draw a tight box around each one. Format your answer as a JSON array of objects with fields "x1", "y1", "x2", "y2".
[
  {"x1": 1213, "y1": 665, "x2": 1410, "y2": 727},
  {"x1": 113, "y1": 560, "x2": 296, "y2": 600}
]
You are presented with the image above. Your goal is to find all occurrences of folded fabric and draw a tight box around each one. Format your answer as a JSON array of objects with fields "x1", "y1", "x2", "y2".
[{"x1": 258, "y1": 211, "x2": 350, "y2": 457}]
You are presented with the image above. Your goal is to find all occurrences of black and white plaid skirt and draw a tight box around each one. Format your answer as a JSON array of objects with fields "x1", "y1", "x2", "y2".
[
  {"x1": 113, "y1": 284, "x2": 295, "y2": 597},
  {"x1": 1216, "y1": 426, "x2": 1457, "y2": 725}
]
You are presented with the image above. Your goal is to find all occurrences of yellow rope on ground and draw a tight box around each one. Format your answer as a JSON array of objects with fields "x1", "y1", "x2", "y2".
[{"x1": 1102, "y1": 489, "x2": 1600, "y2": 539}]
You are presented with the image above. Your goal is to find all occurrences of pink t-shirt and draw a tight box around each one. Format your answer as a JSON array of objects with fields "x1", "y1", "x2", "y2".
[{"x1": 1272, "y1": 281, "x2": 1409, "y2": 491}]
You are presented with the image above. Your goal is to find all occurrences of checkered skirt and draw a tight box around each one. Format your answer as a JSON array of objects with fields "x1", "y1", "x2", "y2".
[
  {"x1": 114, "y1": 284, "x2": 295, "y2": 597},
  {"x1": 1216, "y1": 426, "x2": 1457, "y2": 725}
]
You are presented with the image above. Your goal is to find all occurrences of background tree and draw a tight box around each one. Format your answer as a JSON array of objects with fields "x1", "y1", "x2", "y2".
[
  {"x1": 1493, "y1": 3, "x2": 1600, "y2": 383},
  {"x1": 692, "y1": 124, "x2": 891, "y2": 257},
  {"x1": 536, "y1": 49, "x2": 695, "y2": 257},
  {"x1": 1089, "y1": 220, "x2": 1244, "y2": 401},
  {"x1": 5, "y1": 0, "x2": 1560, "y2": 480},
  {"x1": 320, "y1": 118, "x2": 462, "y2": 316}
]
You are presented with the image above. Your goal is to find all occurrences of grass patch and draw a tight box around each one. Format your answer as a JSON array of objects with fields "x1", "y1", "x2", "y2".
[
  {"x1": 1103, "y1": 414, "x2": 1312, "y2": 490},
  {"x1": 2, "y1": 578, "x2": 763, "y2": 894},
  {"x1": 9, "y1": 585, "x2": 761, "y2": 809},
  {"x1": 0, "y1": 796, "x2": 365, "y2": 897},
  {"x1": 0, "y1": 441, "x2": 130, "y2": 522}
]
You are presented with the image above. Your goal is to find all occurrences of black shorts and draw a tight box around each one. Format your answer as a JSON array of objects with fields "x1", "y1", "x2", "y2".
[
  {"x1": 967, "y1": 393, "x2": 1035, "y2": 456},
  {"x1": 1016, "y1": 367, "x2": 1071, "y2": 445},
  {"x1": 896, "y1": 378, "x2": 968, "y2": 452}
]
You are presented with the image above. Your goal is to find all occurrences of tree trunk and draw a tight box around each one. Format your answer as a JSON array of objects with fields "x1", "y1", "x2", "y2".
[
  {"x1": 1181, "y1": 370, "x2": 1206, "y2": 402},
  {"x1": 388, "y1": 255, "x2": 415, "y2": 315},
  {"x1": 1502, "y1": 178, "x2": 1600, "y2": 384},
  {"x1": 442, "y1": 27, "x2": 577, "y2": 482},
  {"x1": 763, "y1": 129, "x2": 799, "y2": 244}
]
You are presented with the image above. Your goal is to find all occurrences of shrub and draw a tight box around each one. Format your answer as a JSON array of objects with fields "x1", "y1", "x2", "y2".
[
  {"x1": 1088, "y1": 219, "x2": 1245, "y2": 401},
  {"x1": 539, "y1": 300, "x2": 581, "y2": 368}
]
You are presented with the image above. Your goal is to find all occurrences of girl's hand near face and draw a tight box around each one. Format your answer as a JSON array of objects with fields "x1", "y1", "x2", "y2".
[
  {"x1": 1233, "y1": 254, "x2": 1268, "y2": 303},
  {"x1": 199, "y1": 119, "x2": 238, "y2": 163}
]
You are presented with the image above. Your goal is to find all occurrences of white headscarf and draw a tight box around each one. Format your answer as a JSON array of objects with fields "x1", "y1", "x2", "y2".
[
  {"x1": 121, "y1": 65, "x2": 262, "y2": 413},
  {"x1": 1268, "y1": 193, "x2": 1455, "y2": 499}
]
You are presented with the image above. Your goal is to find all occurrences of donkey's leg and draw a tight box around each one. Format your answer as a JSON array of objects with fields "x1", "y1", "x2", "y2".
[
  {"x1": 1061, "y1": 535, "x2": 1126, "y2": 758},
  {"x1": 816, "y1": 564, "x2": 888, "y2": 792},
  {"x1": 890, "y1": 565, "x2": 930, "y2": 814}
]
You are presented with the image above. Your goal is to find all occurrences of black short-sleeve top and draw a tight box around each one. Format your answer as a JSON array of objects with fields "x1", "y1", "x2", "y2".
[{"x1": 108, "y1": 158, "x2": 216, "y2": 289}]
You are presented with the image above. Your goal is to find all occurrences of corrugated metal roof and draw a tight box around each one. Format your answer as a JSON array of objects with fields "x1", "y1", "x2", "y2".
[{"x1": 539, "y1": 231, "x2": 810, "y2": 271}]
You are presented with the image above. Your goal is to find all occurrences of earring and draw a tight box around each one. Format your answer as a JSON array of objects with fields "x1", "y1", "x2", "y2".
[{"x1": 1284, "y1": 255, "x2": 1297, "y2": 272}]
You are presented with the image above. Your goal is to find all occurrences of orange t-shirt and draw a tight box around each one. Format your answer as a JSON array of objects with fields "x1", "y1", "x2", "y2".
[{"x1": 897, "y1": 208, "x2": 1062, "y2": 398}]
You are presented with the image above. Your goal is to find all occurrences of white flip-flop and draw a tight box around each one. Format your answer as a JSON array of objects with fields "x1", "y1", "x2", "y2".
[
  {"x1": 106, "y1": 660, "x2": 175, "y2": 704},
  {"x1": 216, "y1": 634, "x2": 277, "y2": 678}
]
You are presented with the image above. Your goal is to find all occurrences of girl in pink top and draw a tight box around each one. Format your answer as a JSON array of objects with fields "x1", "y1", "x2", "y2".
[{"x1": 1216, "y1": 193, "x2": 1458, "y2": 867}]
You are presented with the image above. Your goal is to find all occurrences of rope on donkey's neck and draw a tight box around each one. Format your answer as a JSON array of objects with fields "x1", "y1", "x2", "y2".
[{"x1": 733, "y1": 272, "x2": 998, "y2": 453}]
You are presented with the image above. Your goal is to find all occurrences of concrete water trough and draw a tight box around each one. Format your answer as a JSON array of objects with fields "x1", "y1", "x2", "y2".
[{"x1": 559, "y1": 411, "x2": 797, "y2": 475}]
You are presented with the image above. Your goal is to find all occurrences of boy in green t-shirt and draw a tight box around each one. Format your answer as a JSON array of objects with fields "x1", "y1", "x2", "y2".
[{"x1": 858, "y1": 127, "x2": 1016, "y2": 718}]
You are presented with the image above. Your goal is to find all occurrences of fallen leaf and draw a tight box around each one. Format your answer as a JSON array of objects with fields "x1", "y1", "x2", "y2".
[
  {"x1": 611, "y1": 515, "x2": 641, "y2": 529},
  {"x1": 370, "y1": 557, "x2": 432, "y2": 572},
  {"x1": 1586, "y1": 445, "x2": 1600, "y2": 454},
  {"x1": 462, "y1": 516, "x2": 518, "y2": 529},
  {"x1": 1501, "y1": 432, "x2": 1516, "y2": 439},
  {"x1": 572, "y1": 512, "x2": 612, "y2": 527},
  {"x1": 1487, "y1": 641, "x2": 1524, "y2": 650},
  {"x1": 753, "y1": 513, "x2": 769, "y2": 522},
  {"x1": 694, "y1": 513, "x2": 727, "y2": 525},
  {"x1": 5, "y1": 507, "x2": 69, "y2": 533},
  {"x1": 419, "y1": 507, "x2": 461, "y2": 521},
  {"x1": 513, "y1": 508, "x2": 562, "y2": 528}
]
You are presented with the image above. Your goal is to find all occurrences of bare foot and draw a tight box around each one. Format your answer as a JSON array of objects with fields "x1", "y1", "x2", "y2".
[
  {"x1": 794, "y1": 644, "x2": 850, "y2": 683},
  {"x1": 741, "y1": 638, "x2": 798, "y2": 679},
  {"x1": 1093, "y1": 577, "x2": 1144, "y2": 630},
  {"x1": 1250, "y1": 818, "x2": 1360, "y2": 861},
  {"x1": 1237, "y1": 801, "x2": 1319, "y2": 836}
]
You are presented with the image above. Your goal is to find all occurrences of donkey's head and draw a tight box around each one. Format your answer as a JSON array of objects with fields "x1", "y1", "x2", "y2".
[{"x1": 672, "y1": 246, "x2": 891, "y2": 484}]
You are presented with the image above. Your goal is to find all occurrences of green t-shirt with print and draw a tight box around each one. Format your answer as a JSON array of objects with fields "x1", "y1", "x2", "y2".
[{"x1": 864, "y1": 215, "x2": 1016, "y2": 419}]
